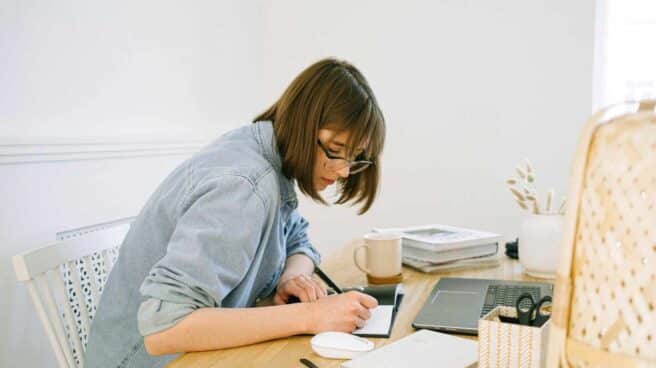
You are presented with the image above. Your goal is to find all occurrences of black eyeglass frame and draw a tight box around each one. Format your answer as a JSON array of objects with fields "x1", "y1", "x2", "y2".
[{"x1": 316, "y1": 139, "x2": 373, "y2": 174}]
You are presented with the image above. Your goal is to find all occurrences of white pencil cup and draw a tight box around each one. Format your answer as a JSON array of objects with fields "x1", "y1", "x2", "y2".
[{"x1": 478, "y1": 306, "x2": 550, "y2": 368}]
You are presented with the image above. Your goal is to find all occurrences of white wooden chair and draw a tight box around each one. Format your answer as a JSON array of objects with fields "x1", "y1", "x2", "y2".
[{"x1": 12, "y1": 222, "x2": 131, "y2": 368}]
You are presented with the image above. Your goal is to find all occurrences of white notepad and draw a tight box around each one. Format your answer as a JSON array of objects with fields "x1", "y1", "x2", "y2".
[
  {"x1": 349, "y1": 284, "x2": 404, "y2": 338},
  {"x1": 352, "y1": 306, "x2": 394, "y2": 336},
  {"x1": 342, "y1": 329, "x2": 478, "y2": 368}
]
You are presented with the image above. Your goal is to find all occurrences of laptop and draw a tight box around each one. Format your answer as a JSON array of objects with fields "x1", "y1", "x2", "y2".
[{"x1": 412, "y1": 277, "x2": 553, "y2": 335}]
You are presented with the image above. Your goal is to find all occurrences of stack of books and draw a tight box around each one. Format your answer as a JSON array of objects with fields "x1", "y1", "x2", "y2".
[{"x1": 373, "y1": 224, "x2": 502, "y2": 273}]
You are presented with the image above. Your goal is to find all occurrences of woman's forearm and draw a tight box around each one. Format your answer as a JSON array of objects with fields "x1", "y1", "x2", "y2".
[
  {"x1": 279, "y1": 253, "x2": 316, "y2": 282},
  {"x1": 144, "y1": 302, "x2": 311, "y2": 355},
  {"x1": 145, "y1": 254, "x2": 319, "y2": 355}
]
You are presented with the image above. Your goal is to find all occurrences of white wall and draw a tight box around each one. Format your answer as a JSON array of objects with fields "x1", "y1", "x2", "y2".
[
  {"x1": 0, "y1": 1, "x2": 264, "y2": 366},
  {"x1": 1, "y1": 0, "x2": 264, "y2": 138},
  {"x1": 260, "y1": 0, "x2": 596, "y2": 254}
]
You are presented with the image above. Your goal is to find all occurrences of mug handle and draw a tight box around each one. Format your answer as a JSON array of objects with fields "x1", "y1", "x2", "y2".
[{"x1": 353, "y1": 244, "x2": 370, "y2": 274}]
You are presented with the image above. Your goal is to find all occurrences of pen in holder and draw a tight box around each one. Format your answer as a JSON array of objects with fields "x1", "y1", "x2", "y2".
[{"x1": 478, "y1": 294, "x2": 552, "y2": 368}]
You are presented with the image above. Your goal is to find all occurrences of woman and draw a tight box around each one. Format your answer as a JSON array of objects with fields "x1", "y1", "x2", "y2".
[{"x1": 85, "y1": 58, "x2": 386, "y2": 367}]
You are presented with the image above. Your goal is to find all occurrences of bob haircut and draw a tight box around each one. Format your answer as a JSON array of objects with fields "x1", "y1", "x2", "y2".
[{"x1": 254, "y1": 58, "x2": 385, "y2": 214}]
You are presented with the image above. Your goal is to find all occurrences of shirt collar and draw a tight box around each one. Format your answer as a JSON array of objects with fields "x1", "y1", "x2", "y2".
[{"x1": 253, "y1": 121, "x2": 298, "y2": 208}]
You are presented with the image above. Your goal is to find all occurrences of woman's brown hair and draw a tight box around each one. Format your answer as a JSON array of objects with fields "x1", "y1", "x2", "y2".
[{"x1": 254, "y1": 58, "x2": 385, "y2": 214}]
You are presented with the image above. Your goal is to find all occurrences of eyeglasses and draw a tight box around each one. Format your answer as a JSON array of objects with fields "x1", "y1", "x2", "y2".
[{"x1": 317, "y1": 140, "x2": 373, "y2": 174}]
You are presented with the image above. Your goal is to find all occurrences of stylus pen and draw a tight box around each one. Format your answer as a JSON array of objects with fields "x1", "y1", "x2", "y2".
[{"x1": 314, "y1": 266, "x2": 343, "y2": 294}]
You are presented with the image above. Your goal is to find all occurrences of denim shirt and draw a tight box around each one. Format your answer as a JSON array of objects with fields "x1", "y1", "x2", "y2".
[{"x1": 85, "y1": 121, "x2": 321, "y2": 368}]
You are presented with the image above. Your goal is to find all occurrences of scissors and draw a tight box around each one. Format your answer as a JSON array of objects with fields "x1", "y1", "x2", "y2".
[{"x1": 515, "y1": 293, "x2": 552, "y2": 327}]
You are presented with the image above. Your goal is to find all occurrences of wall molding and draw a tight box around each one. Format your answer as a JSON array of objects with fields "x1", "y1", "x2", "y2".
[{"x1": 0, "y1": 137, "x2": 208, "y2": 165}]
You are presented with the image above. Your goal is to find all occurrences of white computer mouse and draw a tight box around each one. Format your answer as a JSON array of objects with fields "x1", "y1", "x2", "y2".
[{"x1": 310, "y1": 331, "x2": 375, "y2": 359}]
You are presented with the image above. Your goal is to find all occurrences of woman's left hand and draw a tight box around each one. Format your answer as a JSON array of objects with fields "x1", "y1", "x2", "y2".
[{"x1": 273, "y1": 274, "x2": 328, "y2": 305}]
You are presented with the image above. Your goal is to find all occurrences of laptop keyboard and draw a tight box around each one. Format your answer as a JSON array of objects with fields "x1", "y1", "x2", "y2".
[{"x1": 480, "y1": 284, "x2": 540, "y2": 317}]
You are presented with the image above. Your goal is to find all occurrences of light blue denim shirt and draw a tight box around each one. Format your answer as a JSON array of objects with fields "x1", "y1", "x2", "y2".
[{"x1": 85, "y1": 121, "x2": 321, "y2": 368}]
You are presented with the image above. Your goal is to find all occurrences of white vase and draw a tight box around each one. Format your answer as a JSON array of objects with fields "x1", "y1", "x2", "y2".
[{"x1": 519, "y1": 213, "x2": 564, "y2": 279}]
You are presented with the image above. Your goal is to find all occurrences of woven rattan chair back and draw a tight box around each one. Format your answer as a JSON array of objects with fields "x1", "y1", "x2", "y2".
[{"x1": 548, "y1": 100, "x2": 656, "y2": 367}]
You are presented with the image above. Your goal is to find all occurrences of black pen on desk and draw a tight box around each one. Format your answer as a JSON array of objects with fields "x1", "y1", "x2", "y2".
[
  {"x1": 300, "y1": 358, "x2": 319, "y2": 368},
  {"x1": 314, "y1": 265, "x2": 343, "y2": 294}
]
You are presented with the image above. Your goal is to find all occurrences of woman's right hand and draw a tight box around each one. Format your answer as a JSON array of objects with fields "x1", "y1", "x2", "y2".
[{"x1": 305, "y1": 291, "x2": 378, "y2": 334}]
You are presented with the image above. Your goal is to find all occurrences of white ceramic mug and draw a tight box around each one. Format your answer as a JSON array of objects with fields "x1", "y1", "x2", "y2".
[{"x1": 353, "y1": 232, "x2": 403, "y2": 278}]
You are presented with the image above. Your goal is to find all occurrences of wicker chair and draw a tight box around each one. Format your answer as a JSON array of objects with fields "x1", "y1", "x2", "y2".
[{"x1": 547, "y1": 100, "x2": 656, "y2": 367}]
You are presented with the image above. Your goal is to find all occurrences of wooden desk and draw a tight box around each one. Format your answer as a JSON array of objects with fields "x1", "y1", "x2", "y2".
[{"x1": 168, "y1": 239, "x2": 540, "y2": 367}]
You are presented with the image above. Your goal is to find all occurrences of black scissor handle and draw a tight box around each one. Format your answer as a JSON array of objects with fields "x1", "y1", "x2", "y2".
[
  {"x1": 531, "y1": 295, "x2": 552, "y2": 327},
  {"x1": 516, "y1": 293, "x2": 536, "y2": 326}
]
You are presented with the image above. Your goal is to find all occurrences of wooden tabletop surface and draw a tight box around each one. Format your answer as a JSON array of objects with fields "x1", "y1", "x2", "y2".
[{"x1": 168, "y1": 239, "x2": 540, "y2": 367}]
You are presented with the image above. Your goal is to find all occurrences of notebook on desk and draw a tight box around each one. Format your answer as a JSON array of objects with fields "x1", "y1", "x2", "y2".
[{"x1": 349, "y1": 284, "x2": 404, "y2": 338}]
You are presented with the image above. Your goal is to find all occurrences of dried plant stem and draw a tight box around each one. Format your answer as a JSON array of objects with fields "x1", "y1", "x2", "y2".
[
  {"x1": 507, "y1": 159, "x2": 563, "y2": 216},
  {"x1": 516, "y1": 199, "x2": 529, "y2": 210},
  {"x1": 525, "y1": 159, "x2": 533, "y2": 174},
  {"x1": 546, "y1": 189, "x2": 554, "y2": 213},
  {"x1": 525, "y1": 160, "x2": 535, "y2": 183},
  {"x1": 509, "y1": 187, "x2": 525, "y2": 201}
]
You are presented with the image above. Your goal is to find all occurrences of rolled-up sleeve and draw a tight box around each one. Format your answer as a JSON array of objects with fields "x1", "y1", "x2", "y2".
[
  {"x1": 137, "y1": 175, "x2": 267, "y2": 336},
  {"x1": 284, "y1": 210, "x2": 321, "y2": 266}
]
